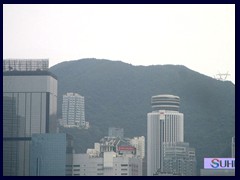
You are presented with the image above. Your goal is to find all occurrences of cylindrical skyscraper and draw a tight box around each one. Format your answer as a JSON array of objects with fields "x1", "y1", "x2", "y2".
[{"x1": 147, "y1": 94, "x2": 184, "y2": 176}]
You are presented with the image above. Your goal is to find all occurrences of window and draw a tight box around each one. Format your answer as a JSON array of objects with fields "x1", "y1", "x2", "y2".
[
  {"x1": 121, "y1": 164, "x2": 128, "y2": 167},
  {"x1": 73, "y1": 165, "x2": 80, "y2": 167}
]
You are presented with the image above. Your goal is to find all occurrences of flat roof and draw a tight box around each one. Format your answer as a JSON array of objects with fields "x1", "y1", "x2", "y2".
[{"x1": 3, "y1": 70, "x2": 57, "y2": 80}]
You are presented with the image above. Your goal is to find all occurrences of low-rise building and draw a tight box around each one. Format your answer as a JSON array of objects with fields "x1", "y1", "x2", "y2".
[{"x1": 66, "y1": 152, "x2": 142, "y2": 176}]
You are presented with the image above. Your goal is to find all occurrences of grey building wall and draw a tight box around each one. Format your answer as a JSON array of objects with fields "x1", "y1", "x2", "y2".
[
  {"x1": 3, "y1": 72, "x2": 57, "y2": 176},
  {"x1": 30, "y1": 133, "x2": 66, "y2": 176},
  {"x1": 163, "y1": 142, "x2": 196, "y2": 176}
]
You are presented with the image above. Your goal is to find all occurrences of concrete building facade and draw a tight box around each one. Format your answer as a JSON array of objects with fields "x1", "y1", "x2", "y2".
[
  {"x1": 129, "y1": 136, "x2": 145, "y2": 159},
  {"x1": 163, "y1": 142, "x2": 196, "y2": 176},
  {"x1": 200, "y1": 169, "x2": 235, "y2": 176},
  {"x1": 66, "y1": 152, "x2": 142, "y2": 176}
]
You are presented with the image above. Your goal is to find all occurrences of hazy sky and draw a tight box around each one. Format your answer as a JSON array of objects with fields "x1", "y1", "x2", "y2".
[{"x1": 3, "y1": 4, "x2": 235, "y2": 83}]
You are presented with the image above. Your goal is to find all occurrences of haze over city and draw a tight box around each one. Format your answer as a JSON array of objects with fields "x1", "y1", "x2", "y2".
[
  {"x1": 3, "y1": 4, "x2": 235, "y2": 176},
  {"x1": 3, "y1": 4, "x2": 235, "y2": 83}
]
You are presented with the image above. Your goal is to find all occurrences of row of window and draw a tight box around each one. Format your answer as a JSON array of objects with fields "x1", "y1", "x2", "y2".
[
  {"x1": 66, "y1": 169, "x2": 90, "y2": 172},
  {"x1": 121, "y1": 168, "x2": 128, "y2": 171},
  {"x1": 67, "y1": 173, "x2": 130, "y2": 176},
  {"x1": 66, "y1": 164, "x2": 80, "y2": 167}
]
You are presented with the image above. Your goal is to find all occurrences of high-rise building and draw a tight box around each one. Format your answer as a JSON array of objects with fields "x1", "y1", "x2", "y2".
[
  {"x1": 147, "y1": 94, "x2": 196, "y2": 176},
  {"x1": 147, "y1": 95, "x2": 184, "y2": 176},
  {"x1": 162, "y1": 142, "x2": 196, "y2": 176},
  {"x1": 3, "y1": 59, "x2": 57, "y2": 176},
  {"x1": 30, "y1": 133, "x2": 67, "y2": 176},
  {"x1": 62, "y1": 93, "x2": 86, "y2": 127},
  {"x1": 108, "y1": 127, "x2": 124, "y2": 138},
  {"x1": 129, "y1": 136, "x2": 145, "y2": 159}
]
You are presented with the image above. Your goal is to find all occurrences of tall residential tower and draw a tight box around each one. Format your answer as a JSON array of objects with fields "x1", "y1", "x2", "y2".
[{"x1": 62, "y1": 93, "x2": 86, "y2": 128}]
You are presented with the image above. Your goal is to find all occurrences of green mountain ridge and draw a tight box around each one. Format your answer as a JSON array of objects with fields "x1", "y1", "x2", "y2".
[{"x1": 50, "y1": 58, "x2": 235, "y2": 173}]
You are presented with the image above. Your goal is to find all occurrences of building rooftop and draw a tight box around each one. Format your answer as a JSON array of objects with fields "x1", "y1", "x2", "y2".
[
  {"x1": 3, "y1": 59, "x2": 49, "y2": 72},
  {"x1": 151, "y1": 94, "x2": 180, "y2": 111}
]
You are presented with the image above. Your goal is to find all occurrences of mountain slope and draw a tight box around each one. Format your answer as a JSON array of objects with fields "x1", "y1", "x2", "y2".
[{"x1": 50, "y1": 58, "x2": 235, "y2": 173}]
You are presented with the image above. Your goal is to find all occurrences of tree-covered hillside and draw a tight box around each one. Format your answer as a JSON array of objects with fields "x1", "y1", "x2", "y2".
[{"x1": 50, "y1": 58, "x2": 235, "y2": 174}]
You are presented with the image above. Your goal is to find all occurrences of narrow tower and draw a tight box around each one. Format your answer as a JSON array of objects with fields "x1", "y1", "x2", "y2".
[{"x1": 147, "y1": 94, "x2": 184, "y2": 176}]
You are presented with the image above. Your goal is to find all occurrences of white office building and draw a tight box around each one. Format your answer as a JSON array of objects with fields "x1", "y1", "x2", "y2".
[
  {"x1": 62, "y1": 93, "x2": 86, "y2": 128},
  {"x1": 147, "y1": 95, "x2": 185, "y2": 176},
  {"x1": 147, "y1": 95, "x2": 196, "y2": 176}
]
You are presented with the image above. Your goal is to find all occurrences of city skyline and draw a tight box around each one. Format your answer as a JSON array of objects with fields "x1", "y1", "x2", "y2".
[
  {"x1": 3, "y1": 4, "x2": 235, "y2": 83},
  {"x1": 3, "y1": 59, "x2": 235, "y2": 176}
]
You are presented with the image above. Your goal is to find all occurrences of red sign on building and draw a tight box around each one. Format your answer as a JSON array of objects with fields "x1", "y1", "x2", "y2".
[{"x1": 118, "y1": 146, "x2": 135, "y2": 151}]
